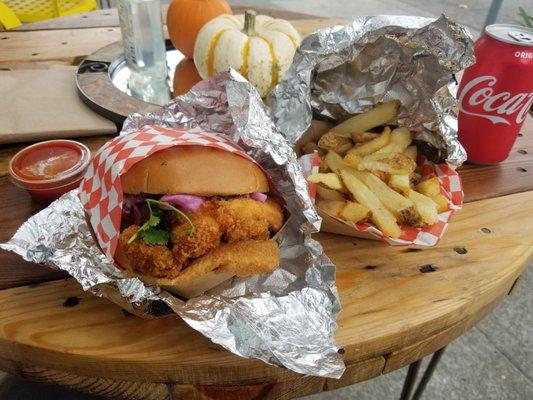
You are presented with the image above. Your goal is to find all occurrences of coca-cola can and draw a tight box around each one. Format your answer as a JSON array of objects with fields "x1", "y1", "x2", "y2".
[{"x1": 457, "y1": 24, "x2": 533, "y2": 164}]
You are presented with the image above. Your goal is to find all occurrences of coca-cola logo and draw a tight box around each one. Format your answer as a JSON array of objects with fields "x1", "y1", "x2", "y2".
[{"x1": 458, "y1": 75, "x2": 533, "y2": 125}]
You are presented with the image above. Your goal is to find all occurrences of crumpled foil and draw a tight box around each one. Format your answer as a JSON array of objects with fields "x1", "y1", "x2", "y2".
[
  {"x1": 1, "y1": 70, "x2": 345, "y2": 379},
  {"x1": 268, "y1": 15, "x2": 475, "y2": 166}
]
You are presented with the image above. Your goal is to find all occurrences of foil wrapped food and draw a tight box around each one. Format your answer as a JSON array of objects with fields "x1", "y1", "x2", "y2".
[
  {"x1": 1, "y1": 70, "x2": 344, "y2": 378},
  {"x1": 268, "y1": 15, "x2": 475, "y2": 166}
]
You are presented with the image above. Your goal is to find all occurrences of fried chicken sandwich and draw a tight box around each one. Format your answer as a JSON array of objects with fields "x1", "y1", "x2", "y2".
[{"x1": 115, "y1": 145, "x2": 284, "y2": 298}]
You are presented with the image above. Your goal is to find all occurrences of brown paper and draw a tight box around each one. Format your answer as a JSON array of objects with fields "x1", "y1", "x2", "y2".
[{"x1": 0, "y1": 69, "x2": 116, "y2": 144}]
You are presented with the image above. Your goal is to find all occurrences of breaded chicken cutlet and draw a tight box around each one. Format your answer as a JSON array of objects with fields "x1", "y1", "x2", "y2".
[{"x1": 119, "y1": 197, "x2": 283, "y2": 278}]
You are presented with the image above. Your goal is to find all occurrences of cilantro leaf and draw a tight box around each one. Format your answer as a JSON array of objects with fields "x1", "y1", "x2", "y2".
[
  {"x1": 139, "y1": 228, "x2": 170, "y2": 245},
  {"x1": 146, "y1": 199, "x2": 195, "y2": 236},
  {"x1": 144, "y1": 213, "x2": 160, "y2": 229},
  {"x1": 127, "y1": 200, "x2": 163, "y2": 244},
  {"x1": 126, "y1": 198, "x2": 195, "y2": 246}
]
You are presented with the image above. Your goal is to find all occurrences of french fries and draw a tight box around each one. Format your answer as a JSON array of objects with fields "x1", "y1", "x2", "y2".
[
  {"x1": 432, "y1": 194, "x2": 449, "y2": 213},
  {"x1": 316, "y1": 184, "x2": 346, "y2": 201},
  {"x1": 316, "y1": 198, "x2": 370, "y2": 224},
  {"x1": 330, "y1": 100, "x2": 401, "y2": 137},
  {"x1": 307, "y1": 173, "x2": 344, "y2": 191},
  {"x1": 304, "y1": 101, "x2": 449, "y2": 238},
  {"x1": 371, "y1": 170, "x2": 390, "y2": 182},
  {"x1": 351, "y1": 131, "x2": 380, "y2": 143},
  {"x1": 343, "y1": 153, "x2": 363, "y2": 168},
  {"x1": 340, "y1": 169, "x2": 402, "y2": 238},
  {"x1": 358, "y1": 152, "x2": 416, "y2": 175},
  {"x1": 319, "y1": 162, "x2": 331, "y2": 173},
  {"x1": 345, "y1": 126, "x2": 392, "y2": 157},
  {"x1": 410, "y1": 171, "x2": 422, "y2": 186},
  {"x1": 324, "y1": 151, "x2": 346, "y2": 173},
  {"x1": 318, "y1": 132, "x2": 353, "y2": 155},
  {"x1": 316, "y1": 200, "x2": 346, "y2": 217},
  {"x1": 407, "y1": 191, "x2": 439, "y2": 225},
  {"x1": 404, "y1": 145, "x2": 417, "y2": 161},
  {"x1": 416, "y1": 177, "x2": 440, "y2": 198},
  {"x1": 356, "y1": 172, "x2": 421, "y2": 226},
  {"x1": 376, "y1": 127, "x2": 412, "y2": 154},
  {"x1": 389, "y1": 174, "x2": 410, "y2": 195},
  {"x1": 339, "y1": 202, "x2": 371, "y2": 223}
]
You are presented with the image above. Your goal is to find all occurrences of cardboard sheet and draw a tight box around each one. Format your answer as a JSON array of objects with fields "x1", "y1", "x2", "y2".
[{"x1": 0, "y1": 69, "x2": 116, "y2": 144}]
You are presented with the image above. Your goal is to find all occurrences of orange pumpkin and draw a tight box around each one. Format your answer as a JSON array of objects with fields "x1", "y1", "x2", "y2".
[
  {"x1": 167, "y1": 0, "x2": 232, "y2": 59},
  {"x1": 172, "y1": 59, "x2": 202, "y2": 97}
]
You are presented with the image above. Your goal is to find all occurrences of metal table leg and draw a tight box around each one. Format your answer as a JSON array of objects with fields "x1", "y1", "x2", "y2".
[
  {"x1": 399, "y1": 360, "x2": 421, "y2": 400},
  {"x1": 399, "y1": 346, "x2": 447, "y2": 400},
  {"x1": 483, "y1": 0, "x2": 503, "y2": 28}
]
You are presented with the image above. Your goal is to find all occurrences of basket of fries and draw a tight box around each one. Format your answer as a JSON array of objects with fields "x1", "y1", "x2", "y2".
[
  {"x1": 297, "y1": 101, "x2": 463, "y2": 246},
  {"x1": 269, "y1": 15, "x2": 474, "y2": 246}
]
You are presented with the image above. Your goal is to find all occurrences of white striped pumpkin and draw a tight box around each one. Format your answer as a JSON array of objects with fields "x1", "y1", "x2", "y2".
[{"x1": 193, "y1": 10, "x2": 301, "y2": 97}]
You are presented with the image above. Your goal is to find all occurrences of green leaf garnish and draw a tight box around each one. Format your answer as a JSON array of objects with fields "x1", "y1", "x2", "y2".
[
  {"x1": 138, "y1": 228, "x2": 170, "y2": 245},
  {"x1": 127, "y1": 198, "x2": 195, "y2": 245}
]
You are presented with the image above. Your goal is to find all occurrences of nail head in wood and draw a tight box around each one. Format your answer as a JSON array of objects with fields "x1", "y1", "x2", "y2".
[
  {"x1": 453, "y1": 247, "x2": 467, "y2": 255},
  {"x1": 419, "y1": 264, "x2": 437, "y2": 273},
  {"x1": 63, "y1": 296, "x2": 79, "y2": 307}
]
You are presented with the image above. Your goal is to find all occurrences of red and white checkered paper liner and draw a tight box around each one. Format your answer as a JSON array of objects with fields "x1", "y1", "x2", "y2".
[
  {"x1": 301, "y1": 152, "x2": 464, "y2": 246},
  {"x1": 79, "y1": 126, "x2": 254, "y2": 258}
]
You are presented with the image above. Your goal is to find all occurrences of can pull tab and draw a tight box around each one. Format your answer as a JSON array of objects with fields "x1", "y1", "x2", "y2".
[{"x1": 508, "y1": 30, "x2": 533, "y2": 43}]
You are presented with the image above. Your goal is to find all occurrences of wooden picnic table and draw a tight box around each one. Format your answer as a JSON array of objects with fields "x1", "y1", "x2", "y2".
[{"x1": 0, "y1": 8, "x2": 532, "y2": 400}]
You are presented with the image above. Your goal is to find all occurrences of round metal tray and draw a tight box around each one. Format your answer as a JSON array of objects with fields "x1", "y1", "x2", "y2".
[{"x1": 76, "y1": 40, "x2": 185, "y2": 123}]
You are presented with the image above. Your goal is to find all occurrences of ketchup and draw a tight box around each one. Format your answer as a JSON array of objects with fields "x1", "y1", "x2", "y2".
[{"x1": 9, "y1": 140, "x2": 91, "y2": 204}]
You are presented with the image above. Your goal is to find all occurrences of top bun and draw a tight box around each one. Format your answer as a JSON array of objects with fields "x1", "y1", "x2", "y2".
[{"x1": 121, "y1": 146, "x2": 269, "y2": 196}]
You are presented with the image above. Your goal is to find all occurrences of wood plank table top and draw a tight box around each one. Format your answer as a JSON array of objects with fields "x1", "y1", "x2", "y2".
[{"x1": 0, "y1": 8, "x2": 532, "y2": 400}]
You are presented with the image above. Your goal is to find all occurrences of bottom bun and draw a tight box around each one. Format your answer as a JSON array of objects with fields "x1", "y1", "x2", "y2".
[{"x1": 116, "y1": 239, "x2": 280, "y2": 298}]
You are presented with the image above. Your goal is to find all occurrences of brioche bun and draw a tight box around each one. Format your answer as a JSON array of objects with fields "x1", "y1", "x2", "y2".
[{"x1": 121, "y1": 146, "x2": 269, "y2": 196}]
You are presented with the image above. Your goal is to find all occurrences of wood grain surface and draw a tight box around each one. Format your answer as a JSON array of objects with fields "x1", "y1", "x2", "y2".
[
  {"x1": 0, "y1": 355, "x2": 383, "y2": 400},
  {"x1": 0, "y1": 18, "x2": 343, "y2": 65},
  {"x1": 0, "y1": 27, "x2": 122, "y2": 64}
]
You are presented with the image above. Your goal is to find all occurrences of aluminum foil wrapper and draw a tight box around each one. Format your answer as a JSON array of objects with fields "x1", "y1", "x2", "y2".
[
  {"x1": 1, "y1": 70, "x2": 345, "y2": 379},
  {"x1": 268, "y1": 15, "x2": 475, "y2": 166}
]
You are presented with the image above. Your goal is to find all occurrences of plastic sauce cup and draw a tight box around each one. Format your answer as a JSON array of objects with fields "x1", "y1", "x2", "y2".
[{"x1": 8, "y1": 140, "x2": 91, "y2": 204}]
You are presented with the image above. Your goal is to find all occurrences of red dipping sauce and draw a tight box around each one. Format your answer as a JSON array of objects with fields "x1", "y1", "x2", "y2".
[{"x1": 9, "y1": 140, "x2": 91, "y2": 203}]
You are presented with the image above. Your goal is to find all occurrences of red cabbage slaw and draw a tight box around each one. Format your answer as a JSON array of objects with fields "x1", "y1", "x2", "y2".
[
  {"x1": 122, "y1": 192, "x2": 267, "y2": 226},
  {"x1": 245, "y1": 192, "x2": 267, "y2": 202},
  {"x1": 160, "y1": 194, "x2": 205, "y2": 213}
]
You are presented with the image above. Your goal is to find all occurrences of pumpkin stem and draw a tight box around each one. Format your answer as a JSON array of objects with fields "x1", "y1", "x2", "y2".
[{"x1": 243, "y1": 10, "x2": 257, "y2": 36}]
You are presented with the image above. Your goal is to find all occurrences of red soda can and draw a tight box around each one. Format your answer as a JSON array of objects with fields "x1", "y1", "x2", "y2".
[{"x1": 457, "y1": 24, "x2": 533, "y2": 164}]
